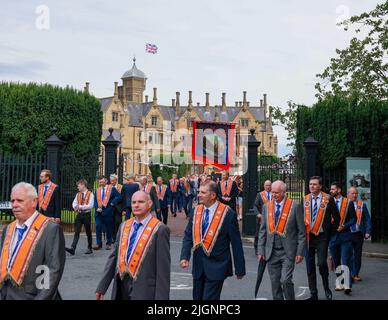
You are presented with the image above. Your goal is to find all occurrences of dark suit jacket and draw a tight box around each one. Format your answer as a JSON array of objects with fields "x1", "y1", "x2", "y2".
[
  {"x1": 331, "y1": 198, "x2": 357, "y2": 242},
  {"x1": 155, "y1": 185, "x2": 171, "y2": 209},
  {"x1": 217, "y1": 180, "x2": 239, "y2": 211},
  {"x1": 180, "y1": 205, "x2": 246, "y2": 281},
  {"x1": 308, "y1": 194, "x2": 340, "y2": 239},
  {"x1": 37, "y1": 184, "x2": 61, "y2": 219},
  {"x1": 0, "y1": 217, "x2": 66, "y2": 300},
  {"x1": 253, "y1": 192, "x2": 270, "y2": 216},
  {"x1": 96, "y1": 221, "x2": 171, "y2": 300},
  {"x1": 94, "y1": 187, "x2": 122, "y2": 218},
  {"x1": 141, "y1": 185, "x2": 161, "y2": 212},
  {"x1": 121, "y1": 183, "x2": 140, "y2": 212},
  {"x1": 355, "y1": 202, "x2": 372, "y2": 236}
]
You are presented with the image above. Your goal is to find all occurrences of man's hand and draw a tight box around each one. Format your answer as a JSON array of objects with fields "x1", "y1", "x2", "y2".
[
  {"x1": 180, "y1": 260, "x2": 189, "y2": 269},
  {"x1": 256, "y1": 214, "x2": 262, "y2": 221},
  {"x1": 157, "y1": 208, "x2": 161, "y2": 212},
  {"x1": 365, "y1": 233, "x2": 370, "y2": 239},
  {"x1": 257, "y1": 255, "x2": 265, "y2": 262},
  {"x1": 54, "y1": 218, "x2": 61, "y2": 224},
  {"x1": 96, "y1": 292, "x2": 104, "y2": 300},
  {"x1": 337, "y1": 225, "x2": 344, "y2": 232},
  {"x1": 97, "y1": 208, "x2": 102, "y2": 213},
  {"x1": 295, "y1": 256, "x2": 303, "y2": 264}
]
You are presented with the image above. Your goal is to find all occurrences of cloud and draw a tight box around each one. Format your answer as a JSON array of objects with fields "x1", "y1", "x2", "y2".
[{"x1": 0, "y1": 60, "x2": 50, "y2": 78}]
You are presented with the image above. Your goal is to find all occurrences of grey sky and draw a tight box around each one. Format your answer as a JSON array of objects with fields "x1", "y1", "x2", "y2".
[{"x1": 0, "y1": 0, "x2": 379, "y2": 156}]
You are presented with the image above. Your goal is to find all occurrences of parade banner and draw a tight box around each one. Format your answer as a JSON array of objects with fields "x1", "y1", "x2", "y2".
[
  {"x1": 346, "y1": 157, "x2": 371, "y2": 213},
  {"x1": 192, "y1": 121, "x2": 236, "y2": 170}
]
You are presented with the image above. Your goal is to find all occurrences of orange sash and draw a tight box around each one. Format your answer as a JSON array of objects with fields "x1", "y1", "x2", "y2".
[
  {"x1": 143, "y1": 184, "x2": 154, "y2": 194},
  {"x1": 117, "y1": 216, "x2": 161, "y2": 280},
  {"x1": 220, "y1": 179, "x2": 233, "y2": 196},
  {"x1": 77, "y1": 191, "x2": 92, "y2": 206},
  {"x1": 355, "y1": 200, "x2": 363, "y2": 225},
  {"x1": 260, "y1": 191, "x2": 270, "y2": 204},
  {"x1": 97, "y1": 185, "x2": 112, "y2": 208},
  {"x1": 304, "y1": 192, "x2": 330, "y2": 241},
  {"x1": 193, "y1": 202, "x2": 228, "y2": 256},
  {"x1": 0, "y1": 213, "x2": 50, "y2": 286},
  {"x1": 38, "y1": 183, "x2": 57, "y2": 211},
  {"x1": 156, "y1": 184, "x2": 167, "y2": 200},
  {"x1": 338, "y1": 197, "x2": 349, "y2": 226},
  {"x1": 267, "y1": 198, "x2": 293, "y2": 237},
  {"x1": 113, "y1": 184, "x2": 122, "y2": 193},
  {"x1": 169, "y1": 179, "x2": 178, "y2": 192}
]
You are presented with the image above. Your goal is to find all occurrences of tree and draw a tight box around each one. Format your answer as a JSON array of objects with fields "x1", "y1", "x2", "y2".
[{"x1": 315, "y1": 1, "x2": 388, "y2": 100}]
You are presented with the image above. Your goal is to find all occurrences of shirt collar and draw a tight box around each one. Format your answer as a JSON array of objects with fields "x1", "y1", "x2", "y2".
[
  {"x1": 134, "y1": 213, "x2": 152, "y2": 226},
  {"x1": 205, "y1": 200, "x2": 219, "y2": 213},
  {"x1": 16, "y1": 210, "x2": 39, "y2": 229},
  {"x1": 275, "y1": 197, "x2": 286, "y2": 207}
]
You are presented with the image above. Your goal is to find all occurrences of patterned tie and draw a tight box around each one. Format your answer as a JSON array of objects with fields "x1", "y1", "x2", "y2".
[
  {"x1": 267, "y1": 192, "x2": 271, "y2": 201},
  {"x1": 312, "y1": 196, "x2": 318, "y2": 226},
  {"x1": 43, "y1": 185, "x2": 48, "y2": 198},
  {"x1": 126, "y1": 222, "x2": 142, "y2": 262},
  {"x1": 10, "y1": 225, "x2": 28, "y2": 263},
  {"x1": 159, "y1": 185, "x2": 162, "y2": 193},
  {"x1": 202, "y1": 208, "x2": 210, "y2": 237},
  {"x1": 275, "y1": 204, "x2": 281, "y2": 225}
]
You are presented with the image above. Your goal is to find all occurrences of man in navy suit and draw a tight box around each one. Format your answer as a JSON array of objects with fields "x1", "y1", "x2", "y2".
[
  {"x1": 348, "y1": 187, "x2": 372, "y2": 282},
  {"x1": 217, "y1": 171, "x2": 239, "y2": 212},
  {"x1": 328, "y1": 182, "x2": 356, "y2": 295},
  {"x1": 93, "y1": 176, "x2": 122, "y2": 250},
  {"x1": 155, "y1": 176, "x2": 171, "y2": 224},
  {"x1": 121, "y1": 174, "x2": 140, "y2": 220},
  {"x1": 180, "y1": 180, "x2": 246, "y2": 300},
  {"x1": 37, "y1": 169, "x2": 61, "y2": 223},
  {"x1": 182, "y1": 176, "x2": 195, "y2": 219}
]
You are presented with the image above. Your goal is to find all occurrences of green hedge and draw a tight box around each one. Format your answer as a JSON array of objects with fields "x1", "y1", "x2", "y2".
[{"x1": 0, "y1": 82, "x2": 102, "y2": 158}]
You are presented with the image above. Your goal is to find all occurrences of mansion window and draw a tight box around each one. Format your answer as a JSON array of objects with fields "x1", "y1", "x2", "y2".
[
  {"x1": 151, "y1": 116, "x2": 158, "y2": 126},
  {"x1": 112, "y1": 112, "x2": 119, "y2": 122},
  {"x1": 269, "y1": 136, "x2": 272, "y2": 148},
  {"x1": 240, "y1": 119, "x2": 249, "y2": 128}
]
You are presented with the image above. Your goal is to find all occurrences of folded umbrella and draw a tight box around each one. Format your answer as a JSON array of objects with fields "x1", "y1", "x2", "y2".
[{"x1": 254, "y1": 259, "x2": 267, "y2": 298}]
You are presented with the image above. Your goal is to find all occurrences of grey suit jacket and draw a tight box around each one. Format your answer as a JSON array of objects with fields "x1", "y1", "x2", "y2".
[
  {"x1": 96, "y1": 221, "x2": 170, "y2": 300},
  {"x1": 0, "y1": 219, "x2": 66, "y2": 300},
  {"x1": 257, "y1": 199, "x2": 306, "y2": 260}
]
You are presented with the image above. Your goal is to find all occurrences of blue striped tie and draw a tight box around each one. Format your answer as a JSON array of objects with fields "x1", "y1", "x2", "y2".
[
  {"x1": 10, "y1": 225, "x2": 28, "y2": 263},
  {"x1": 202, "y1": 208, "x2": 210, "y2": 237},
  {"x1": 312, "y1": 197, "x2": 318, "y2": 226},
  {"x1": 126, "y1": 222, "x2": 142, "y2": 262},
  {"x1": 275, "y1": 204, "x2": 281, "y2": 225},
  {"x1": 43, "y1": 185, "x2": 48, "y2": 198}
]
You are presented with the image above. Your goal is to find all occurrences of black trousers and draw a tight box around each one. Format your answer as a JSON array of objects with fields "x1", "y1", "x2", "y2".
[
  {"x1": 351, "y1": 232, "x2": 364, "y2": 276},
  {"x1": 157, "y1": 207, "x2": 168, "y2": 225},
  {"x1": 71, "y1": 212, "x2": 92, "y2": 250},
  {"x1": 113, "y1": 212, "x2": 123, "y2": 243},
  {"x1": 193, "y1": 274, "x2": 224, "y2": 300},
  {"x1": 305, "y1": 233, "x2": 330, "y2": 296},
  {"x1": 254, "y1": 220, "x2": 261, "y2": 254}
]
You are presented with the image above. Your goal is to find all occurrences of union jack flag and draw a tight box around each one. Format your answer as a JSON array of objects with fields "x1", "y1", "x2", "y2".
[{"x1": 146, "y1": 43, "x2": 158, "y2": 54}]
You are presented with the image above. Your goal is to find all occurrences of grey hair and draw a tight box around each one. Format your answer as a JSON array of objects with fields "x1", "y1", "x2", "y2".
[
  {"x1": 272, "y1": 180, "x2": 287, "y2": 192},
  {"x1": 132, "y1": 190, "x2": 151, "y2": 201},
  {"x1": 110, "y1": 174, "x2": 118, "y2": 179},
  {"x1": 201, "y1": 180, "x2": 218, "y2": 194},
  {"x1": 12, "y1": 182, "x2": 38, "y2": 199}
]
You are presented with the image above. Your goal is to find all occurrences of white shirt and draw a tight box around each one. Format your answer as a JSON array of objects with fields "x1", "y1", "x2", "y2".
[
  {"x1": 311, "y1": 192, "x2": 324, "y2": 233},
  {"x1": 202, "y1": 201, "x2": 220, "y2": 234},
  {"x1": 273, "y1": 197, "x2": 286, "y2": 219},
  {"x1": 126, "y1": 214, "x2": 153, "y2": 262},
  {"x1": 72, "y1": 191, "x2": 94, "y2": 211},
  {"x1": 8, "y1": 211, "x2": 40, "y2": 267},
  {"x1": 335, "y1": 196, "x2": 343, "y2": 212}
]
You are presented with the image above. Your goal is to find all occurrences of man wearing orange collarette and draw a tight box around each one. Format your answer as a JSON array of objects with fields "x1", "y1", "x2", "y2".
[
  {"x1": 257, "y1": 180, "x2": 306, "y2": 300},
  {"x1": 96, "y1": 191, "x2": 170, "y2": 300},
  {"x1": 180, "y1": 180, "x2": 245, "y2": 300},
  {"x1": 37, "y1": 169, "x2": 61, "y2": 224}
]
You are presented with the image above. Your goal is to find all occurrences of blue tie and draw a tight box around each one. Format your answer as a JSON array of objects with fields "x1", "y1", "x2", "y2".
[
  {"x1": 202, "y1": 208, "x2": 210, "y2": 237},
  {"x1": 312, "y1": 197, "x2": 318, "y2": 226},
  {"x1": 10, "y1": 225, "x2": 28, "y2": 263},
  {"x1": 126, "y1": 222, "x2": 142, "y2": 262},
  {"x1": 267, "y1": 192, "x2": 271, "y2": 201},
  {"x1": 336, "y1": 200, "x2": 340, "y2": 211},
  {"x1": 101, "y1": 188, "x2": 105, "y2": 202},
  {"x1": 43, "y1": 185, "x2": 48, "y2": 198},
  {"x1": 275, "y1": 204, "x2": 281, "y2": 225}
]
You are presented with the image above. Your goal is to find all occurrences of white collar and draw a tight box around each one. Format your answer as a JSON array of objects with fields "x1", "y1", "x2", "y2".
[
  {"x1": 205, "y1": 200, "x2": 219, "y2": 213},
  {"x1": 275, "y1": 197, "x2": 286, "y2": 207},
  {"x1": 134, "y1": 213, "x2": 152, "y2": 225},
  {"x1": 16, "y1": 211, "x2": 39, "y2": 229}
]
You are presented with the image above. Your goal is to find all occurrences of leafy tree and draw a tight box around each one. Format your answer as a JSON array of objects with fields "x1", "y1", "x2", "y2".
[{"x1": 315, "y1": 1, "x2": 388, "y2": 100}]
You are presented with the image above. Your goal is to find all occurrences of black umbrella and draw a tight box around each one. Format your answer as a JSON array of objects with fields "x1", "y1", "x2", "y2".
[{"x1": 254, "y1": 259, "x2": 267, "y2": 298}]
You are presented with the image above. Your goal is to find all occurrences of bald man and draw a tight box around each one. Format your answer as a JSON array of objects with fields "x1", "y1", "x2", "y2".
[
  {"x1": 0, "y1": 182, "x2": 65, "y2": 300},
  {"x1": 96, "y1": 191, "x2": 170, "y2": 300},
  {"x1": 253, "y1": 180, "x2": 272, "y2": 254},
  {"x1": 257, "y1": 180, "x2": 306, "y2": 300}
]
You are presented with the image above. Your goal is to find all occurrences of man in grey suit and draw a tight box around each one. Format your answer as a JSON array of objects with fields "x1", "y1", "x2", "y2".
[
  {"x1": 0, "y1": 182, "x2": 66, "y2": 300},
  {"x1": 96, "y1": 191, "x2": 170, "y2": 300},
  {"x1": 257, "y1": 180, "x2": 306, "y2": 300}
]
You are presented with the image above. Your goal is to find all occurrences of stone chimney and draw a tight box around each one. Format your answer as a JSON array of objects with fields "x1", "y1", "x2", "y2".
[
  {"x1": 222, "y1": 92, "x2": 227, "y2": 112},
  {"x1": 145, "y1": 95, "x2": 149, "y2": 103},
  {"x1": 205, "y1": 93, "x2": 210, "y2": 112},
  {"x1": 113, "y1": 82, "x2": 118, "y2": 102},
  {"x1": 188, "y1": 90, "x2": 193, "y2": 111},
  {"x1": 235, "y1": 101, "x2": 238, "y2": 107},
  {"x1": 242, "y1": 91, "x2": 248, "y2": 111},
  {"x1": 152, "y1": 88, "x2": 157, "y2": 108},
  {"x1": 176, "y1": 92, "x2": 181, "y2": 116},
  {"x1": 197, "y1": 102, "x2": 200, "y2": 107},
  {"x1": 239, "y1": 101, "x2": 242, "y2": 108},
  {"x1": 172, "y1": 98, "x2": 176, "y2": 107}
]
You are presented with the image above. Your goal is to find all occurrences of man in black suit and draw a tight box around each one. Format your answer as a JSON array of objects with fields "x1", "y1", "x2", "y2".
[
  {"x1": 217, "y1": 171, "x2": 239, "y2": 212},
  {"x1": 121, "y1": 174, "x2": 140, "y2": 220},
  {"x1": 37, "y1": 169, "x2": 61, "y2": 223},
  {"x1": 304, "y1": 176, "x2": 340, "y2": 300}
]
